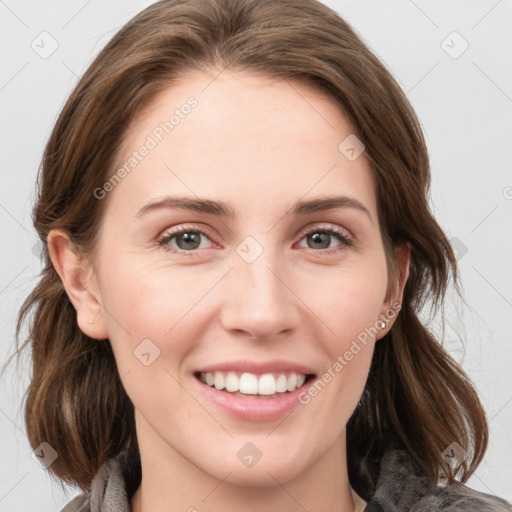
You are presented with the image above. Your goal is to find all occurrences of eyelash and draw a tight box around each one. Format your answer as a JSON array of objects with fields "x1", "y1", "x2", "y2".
[{"x1": 156, "y1": 224, "x2": 354, "y2": 258}]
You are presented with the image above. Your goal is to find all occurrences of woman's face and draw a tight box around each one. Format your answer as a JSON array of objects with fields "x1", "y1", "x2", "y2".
[{"x1": 86, "y1": 70, "x2": 405, "y2": 486}]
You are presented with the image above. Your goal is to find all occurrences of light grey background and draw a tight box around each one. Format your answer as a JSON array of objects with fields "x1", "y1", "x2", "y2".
[{"x1": 1, "y1": 0, "x2": 511, "y2": 510}]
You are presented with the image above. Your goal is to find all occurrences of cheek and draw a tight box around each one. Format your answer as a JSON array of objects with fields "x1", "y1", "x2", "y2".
[
  {"x1": 98, "y1": 251, "x2": 187, "y2": 330},
  {"x1": 98, "y1": 231, "x2": 389, "y2": 359},
  {"x1": 97, "y1": 261, "x2": 194, "y2": 411},
  {"x1": 312, "y1": 250, "x2": 388, "y2": 393},
  {"x1": 321, "y1": 254, "x2": 388, "y2": 336},
  {"x1": 94, "y1": 252, "x2": 193, "y2": 375}
]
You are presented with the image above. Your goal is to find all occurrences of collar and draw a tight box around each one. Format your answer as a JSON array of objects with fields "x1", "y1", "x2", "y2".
[{"x1": 64, "y1": 442, "x2": 511, "y2": 512}]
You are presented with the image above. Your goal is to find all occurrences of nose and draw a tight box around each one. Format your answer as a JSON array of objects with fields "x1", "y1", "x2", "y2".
[{"x1": 219, "y1": 245, "x2": 300, "y2": 341}]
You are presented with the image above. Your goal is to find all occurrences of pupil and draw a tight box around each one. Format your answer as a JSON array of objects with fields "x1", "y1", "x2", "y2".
[
  {"x1": 309, "y1": 232, "x2": 330, "y2": 249},
  {"x1": 179, "y1": 232, "x2": 200, "y2": 250}
]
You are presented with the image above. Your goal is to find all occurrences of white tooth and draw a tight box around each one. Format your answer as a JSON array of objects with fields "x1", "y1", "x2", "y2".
[
  {"x1": 225, "y1": 371, "x2": 240, "y2": 392},
  {"x1": 208, "y1": 371, "x2": 307, "y2": 394},
  {"x1": 258, "y1": 373, "x2": 277, "y2": 395},
  {"x1": 276, "y1": 374, "x2": 288, "y2": 393},
  {"x1": 286, "y1": 373, "x2": 297, "y2": 392},
  {"x1": 214, "y1": 372, "x2": 225, "y2": 390},
  {"x1": 239, "y1": 372, "x2": 259, "y2": 394}
]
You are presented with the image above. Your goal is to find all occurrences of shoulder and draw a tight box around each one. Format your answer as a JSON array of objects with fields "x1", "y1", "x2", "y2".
[
  {"x1": 364, "y1": 437, "x2": 512, "y2": 512},
  {"x1": 412, "y1": 483, "x2": 512, "y2": 512}
]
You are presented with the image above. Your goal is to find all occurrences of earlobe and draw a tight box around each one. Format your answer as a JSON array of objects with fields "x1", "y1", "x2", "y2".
[
  {"x1": 47, "y1": 229, "x2": 109, "y2": 340},
  {"x1": 377, "y1": 242, "x2": 411, "y2": 339}
]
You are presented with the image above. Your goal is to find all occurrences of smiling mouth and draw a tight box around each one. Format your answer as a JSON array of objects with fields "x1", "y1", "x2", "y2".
[{"x1": 194, "y1": 371, "x2": 316, "y2": 399}]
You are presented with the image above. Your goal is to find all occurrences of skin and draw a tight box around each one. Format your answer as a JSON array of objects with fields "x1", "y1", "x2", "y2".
[{"x1": 49, "y1": 69, "x2": 410, "y2": 512}]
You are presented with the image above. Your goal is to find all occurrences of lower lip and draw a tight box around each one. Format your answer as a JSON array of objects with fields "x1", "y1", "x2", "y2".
[{"x1": 193, "y1": 375, "x2": 313, "y2": 422}]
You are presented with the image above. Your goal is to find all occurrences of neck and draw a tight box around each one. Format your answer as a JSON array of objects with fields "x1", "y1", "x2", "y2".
[{"x1": 131, "y1": 411, "x2": 366, "y2": 512}]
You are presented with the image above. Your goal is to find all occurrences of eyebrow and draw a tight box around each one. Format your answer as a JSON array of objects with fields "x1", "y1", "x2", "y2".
[{"x1": 135, "y1": 195, "x2": 373, "y2": 223}]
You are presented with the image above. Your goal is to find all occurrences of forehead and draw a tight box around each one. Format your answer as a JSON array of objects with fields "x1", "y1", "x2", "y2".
[{"x1": 104, "y1": 70, "x2": 377, "y2": 220}]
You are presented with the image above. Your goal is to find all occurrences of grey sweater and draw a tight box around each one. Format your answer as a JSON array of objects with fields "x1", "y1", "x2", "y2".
[{"x1": 60, "y1": 443, "x2": 512, "y2": 511}]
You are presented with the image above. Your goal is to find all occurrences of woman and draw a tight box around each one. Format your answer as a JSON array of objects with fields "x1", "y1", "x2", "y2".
[{"x1": 9, "y1": 0, "x2": 511, "y2": 510}]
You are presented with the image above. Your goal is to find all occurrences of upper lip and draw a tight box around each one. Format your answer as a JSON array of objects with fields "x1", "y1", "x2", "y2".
[{"x1": 195, "y1": 359, "x2": 316, "y2": 375}]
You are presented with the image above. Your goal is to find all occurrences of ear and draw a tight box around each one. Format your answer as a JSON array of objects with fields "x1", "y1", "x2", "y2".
[
  {"x1": 377, "y1": 242, "x2": 411, "y2": 338},
  {"x1": 47, "y1": 229, "x2": 109, "y2": 340}
]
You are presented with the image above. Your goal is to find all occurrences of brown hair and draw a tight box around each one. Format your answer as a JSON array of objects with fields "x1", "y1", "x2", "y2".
[{"x1": 4, "y1": 0, "x2": 488, "y2": 499}]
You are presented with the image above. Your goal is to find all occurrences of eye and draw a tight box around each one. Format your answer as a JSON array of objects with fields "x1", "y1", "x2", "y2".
[
  {"x1": 157, "y1": 226, "x2": 216, "y2": 254},
  {"x1": 296, "y1": 226, "x2": 354, "y2": 255},
  {"x1": 157, "y1": 224, "x2": 354, "y2": 257}
]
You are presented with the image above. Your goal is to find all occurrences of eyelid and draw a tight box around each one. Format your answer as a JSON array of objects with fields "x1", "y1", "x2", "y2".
[
  {"x1": 157, "y1": 222, "x2": 355, "y2": 256},
  {"x1": 156, "y1": 224, "x2": 218, "y2": 254},
  {"x1": 296, "y1": 223, "x2": 354, "y2": 243}
]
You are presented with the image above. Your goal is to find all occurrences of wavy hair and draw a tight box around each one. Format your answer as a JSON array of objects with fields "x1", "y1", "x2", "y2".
[{"x1": 4, "y1": 0, "x2": 488, "y2": 499}]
